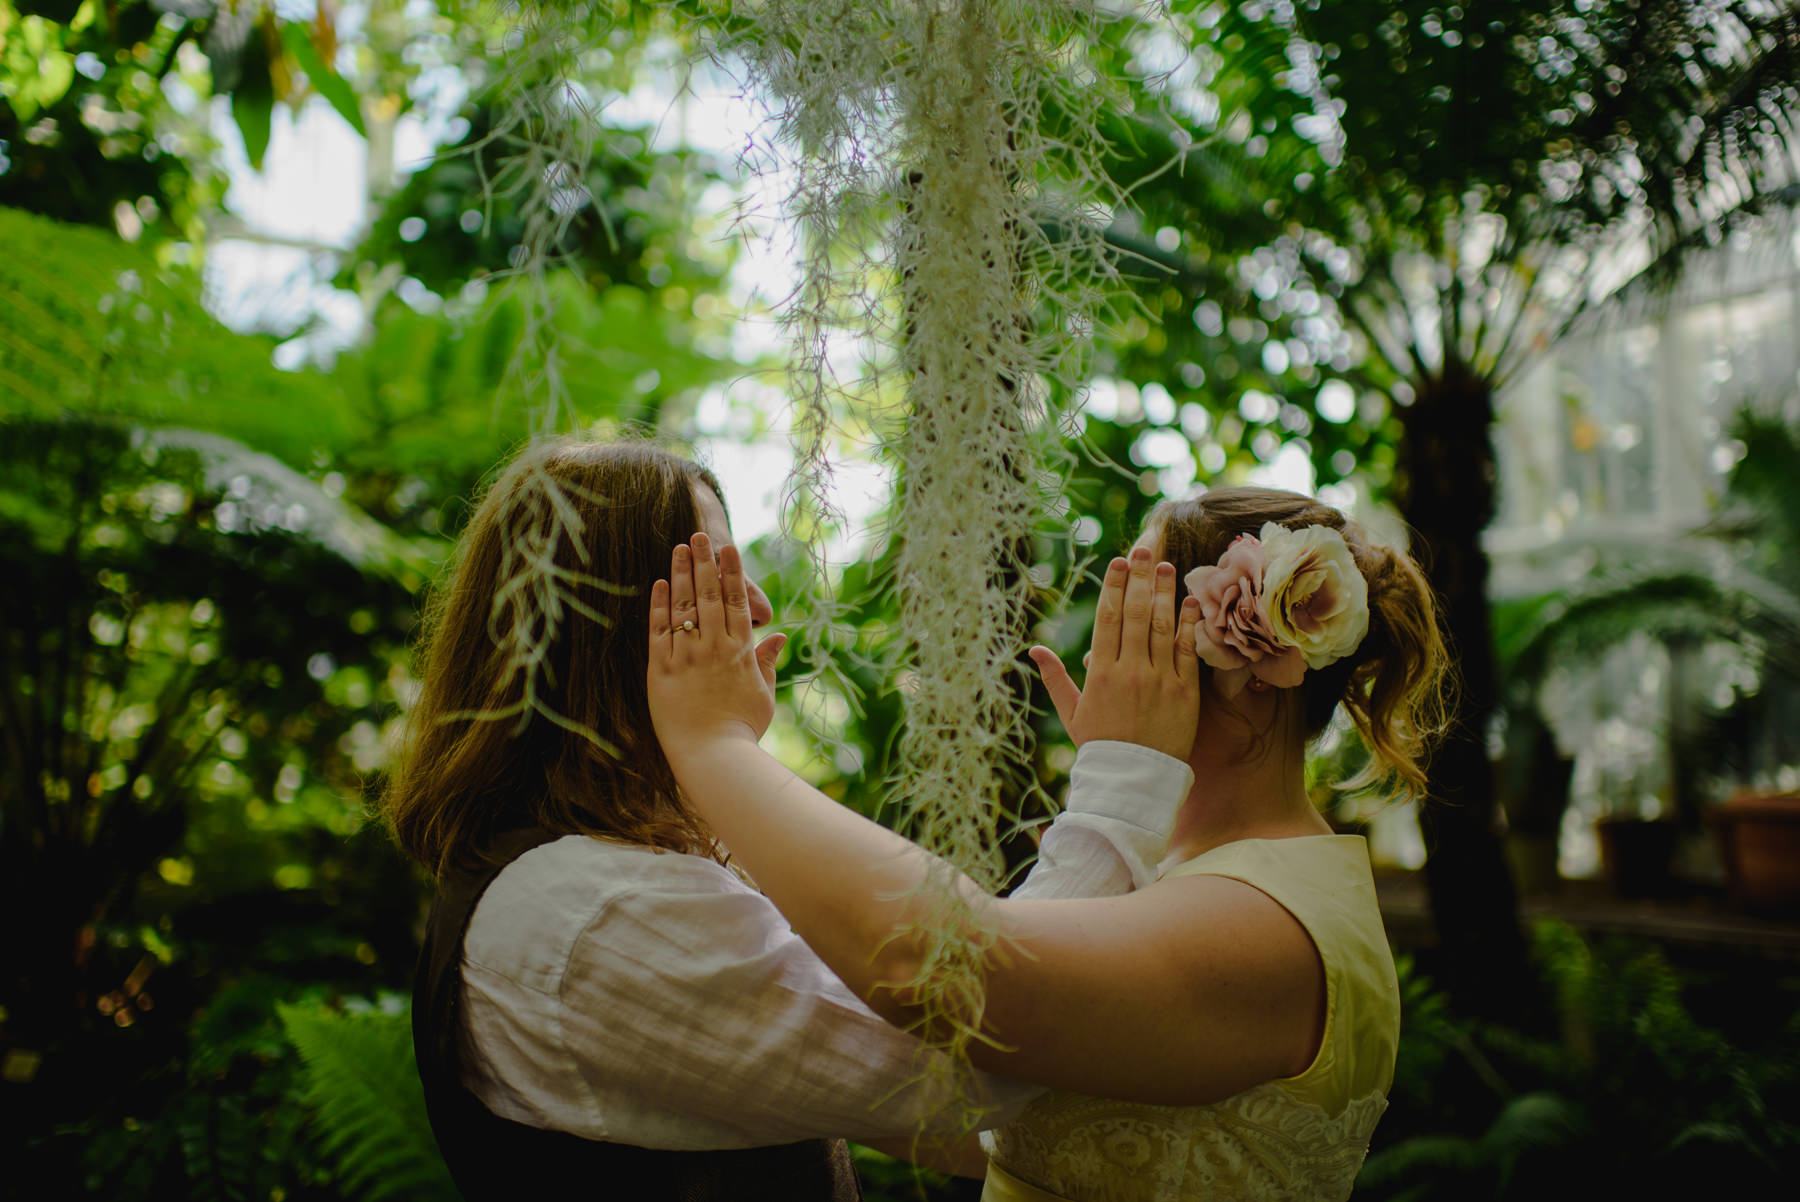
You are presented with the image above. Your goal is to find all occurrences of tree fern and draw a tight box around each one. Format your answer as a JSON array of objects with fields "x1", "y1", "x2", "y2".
[{"x1": 276, "y1": 1001, "x2": 459, "y2": 1202}]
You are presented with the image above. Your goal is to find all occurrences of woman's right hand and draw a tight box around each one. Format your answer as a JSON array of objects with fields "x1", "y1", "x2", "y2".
[
  {"x1": 1027, "y1": 547, "x2": 1202, "y2": 761},
  {"x1": 646, "y1": 533, "x2": 787, "y2": 755}
]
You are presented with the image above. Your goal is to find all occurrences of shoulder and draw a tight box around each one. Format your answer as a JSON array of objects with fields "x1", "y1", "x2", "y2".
[
  {"x1": 1154, "y1": 837, "x2": 1378, "y2": 1009},
  {"x1": 1143, "y1": 870, "x2": 1325, "y2": 996},
  {"x1": 464, "y1": 834, "x2": 752, "y2": 991},
  {"x1": 971, "y1": 866, "x2": 1328, "y2": 1101},
  {"x1": 1162, "y1": 837, "x2": 1396, "y2": 1093},
  {"x1": 1161, "y1": 837, "x2": 1377, "y2": 945}
]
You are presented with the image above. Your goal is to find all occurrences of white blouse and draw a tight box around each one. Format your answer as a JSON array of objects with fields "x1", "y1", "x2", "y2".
[{"x1": 460, "y1": 740, "x2": 1195, "y2": 1150}]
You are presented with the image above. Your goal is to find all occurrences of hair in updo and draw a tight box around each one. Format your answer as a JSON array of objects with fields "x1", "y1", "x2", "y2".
[{"x1": 1147, "y1": 487, "x2": 1451, "y2": 803}]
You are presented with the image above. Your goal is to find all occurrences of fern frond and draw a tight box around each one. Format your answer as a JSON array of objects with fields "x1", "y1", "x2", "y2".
[
  {"x1": 276, "y1": 1002, "x2": 459, "y2": 1202},
  {"x1": 1356, "y1": 1131, "x2": 1486, "y2": 1193}
]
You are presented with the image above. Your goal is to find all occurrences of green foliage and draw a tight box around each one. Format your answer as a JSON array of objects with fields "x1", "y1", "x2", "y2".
[
  {"x1": 45, "y1": 972, "x2": 339, "y2": 1200},
  {"x1": 850, "y1": 1144, "x2": 974, "y2": 1202},
  {"x1": 281, "y1": 20, "x2": 366, "y2": 138},
  {"x1": 0, "y1": 205, "x2": 359, "y2": 465},
  {"x1": 1085, "y1": 0, "x2": 1800, "y2": 501},
  {"x1": 229, "y1": 13, "x2": 278, "y2": 172},
  {"x1": 1362, "y1": 922, "x2": 1800, "y2": 1199},
  {"x1": 0, "y1": 1, "x2": 401, "y2": 239},
  {"x1": 0, "y1": 203, "x2": 741, "y2": 537},
  {"x1": 1498, "y1": 562, "x2": 1800, "y2": 691},
  {"x1": 1487, "y1": 409, "x2": 1800, "y2": 813},
  {"x1": 0, "y1": 0, "x2": 225, "y2": 238},
  {"x1": 324, "y1": 277, "x2": 735, "y2": 520},
  {"x1": 0, "y1": 317, "x2": 431, "y2": 1194},
  {"x1": 349, "y1": 96, "x2": 728, "y2": 302},
  {"x1": 277, "y1": 999, "x2": 458, "y2": 1202},
  {"x1": 1724, "y1": 409, "x2": 1800, "y2": 602}
]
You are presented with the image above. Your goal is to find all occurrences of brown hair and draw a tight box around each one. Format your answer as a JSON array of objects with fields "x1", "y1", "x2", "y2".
[
  {"x1": 385, "y1": 438, "x2": 726, "y2": 880},
  {"x1": 1148, "y1": 487, "x2": 1452, "y2": 803}
]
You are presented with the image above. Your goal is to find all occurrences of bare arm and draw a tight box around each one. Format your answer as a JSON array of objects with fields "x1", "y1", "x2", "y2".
[{"x1": 647, "y1": 536, "x2": 1322, "y2": 1106}]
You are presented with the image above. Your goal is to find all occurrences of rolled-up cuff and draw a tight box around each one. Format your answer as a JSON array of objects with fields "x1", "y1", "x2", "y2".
[{"x1": 1065, "y1": 740, "x2": 1193, "y2": 833}]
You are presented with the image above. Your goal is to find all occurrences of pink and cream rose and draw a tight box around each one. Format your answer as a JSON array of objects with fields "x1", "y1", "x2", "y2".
[
  {"x1": 1181, "y1": 522, "x2": 1370, "y2": 697},
  {"x1": 1183, "y1": 533, "x2": 1305, "y2": 697},
  {"x1": 1256, "y1": 521, "x2": 1369, "y2": 670}
]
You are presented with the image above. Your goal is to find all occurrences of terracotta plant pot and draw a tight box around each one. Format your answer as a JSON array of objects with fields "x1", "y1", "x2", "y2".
[
  {"x1": 1596, "y1": 818, "x2": 1681, "y2": 899},
  {"x1": 1710, "y1": 792, "x2": 1800, "y2": 914}
]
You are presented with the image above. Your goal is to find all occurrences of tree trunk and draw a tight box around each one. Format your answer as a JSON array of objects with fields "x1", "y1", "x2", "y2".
[{"x1": 1397, "y1": 361, "x2": 1543, "y2": 1026}]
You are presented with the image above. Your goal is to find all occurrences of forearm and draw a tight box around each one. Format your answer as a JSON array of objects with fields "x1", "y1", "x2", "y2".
[{"x1": 671, "y1": 731, "x2": 993, "y2": 1012}]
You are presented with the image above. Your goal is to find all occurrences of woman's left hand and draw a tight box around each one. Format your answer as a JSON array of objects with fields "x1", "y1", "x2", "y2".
[
  {"x1": 646, "y1": 532, "x2": 787, "y2": 754},
  {"x1": 1028, "y1": 547, "x2": 1203, "y2": 760}
]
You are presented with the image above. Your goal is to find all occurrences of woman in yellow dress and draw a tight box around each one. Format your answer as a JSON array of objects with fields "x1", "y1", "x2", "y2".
[{"x1": 646, "y1": 489, "x2": 1448, "y2": 1201}]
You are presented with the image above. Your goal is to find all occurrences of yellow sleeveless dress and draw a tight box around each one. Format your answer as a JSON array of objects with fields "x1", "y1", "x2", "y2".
[{"x1": 981, "y1": 836, "x2": 1400, "y2": 1202}]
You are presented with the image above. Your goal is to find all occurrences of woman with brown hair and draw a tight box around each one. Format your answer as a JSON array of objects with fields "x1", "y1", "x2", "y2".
[
  {"x1": 645, "y1": 487, "x2": 1450, "y2": 1202},
  {"x1": 386, "y1": 438, "x2": 1207, "y2": 1201}
]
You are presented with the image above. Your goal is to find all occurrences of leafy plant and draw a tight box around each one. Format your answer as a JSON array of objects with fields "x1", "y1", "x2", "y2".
[
  {"x1": 277, "y1": 999, "x2": 458, "y2": 1202},
  {"x1": 1361, "y1": 921, "x2": 1800, "y2": 1200},
  {"x1": 850, "y1": 1144, "x2": 977, "y2": 1202}
]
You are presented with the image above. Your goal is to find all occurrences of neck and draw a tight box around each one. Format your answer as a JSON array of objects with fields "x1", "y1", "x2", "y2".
[{"x1": 1162, "y1": 710, "x2": 1333, "y2": 865}]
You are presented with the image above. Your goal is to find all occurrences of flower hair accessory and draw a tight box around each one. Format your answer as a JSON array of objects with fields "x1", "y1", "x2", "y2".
[{"x1": 1182, "y1": 522, "x2": 1370, "y2": 699}]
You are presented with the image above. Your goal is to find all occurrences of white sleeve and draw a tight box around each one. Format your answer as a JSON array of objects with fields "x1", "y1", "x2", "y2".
[
  {"x1": 1008, "y1": 740, "x2": 1194, "y2": 900},
  {"x1": 460, "y1": 845, "x2": 1040, "y2": 1150}
]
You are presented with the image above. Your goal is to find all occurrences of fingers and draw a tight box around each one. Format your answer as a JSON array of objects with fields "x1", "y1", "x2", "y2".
[
  {"x1": 720, "y1": 543, "x2": 753, "y2": 642},
  {"x1": 690, "y1": 532, "x2": 726, "y2": 640},
  {"x1": 1028, "y1": 645, "x2": 1081, "y2": 734},
  {"x1": 1117, "y1": 547, "x2": 1157, "y2": 661},
  {"x1": 1175, "y1": 595, "x2": 1201, "y2": 682},
  {"x1": 755, "y1": 632, "x2": 787, "y2": 690},
  {"x1": 670, "y1": 543, "x2": 697, "y2": 636},
  {"x1": 648, "y1": 575, "x2": 676, "y2": 672},
  {"x1": 1150, "y1": 560, "x2": 1177, "y2": 665},
  {"x1": 649, "y1": 578, "x2": 672, "y2": 651},
  {"x1": 1089, "y1": 557, "x2": 1127, "y2": 661}
]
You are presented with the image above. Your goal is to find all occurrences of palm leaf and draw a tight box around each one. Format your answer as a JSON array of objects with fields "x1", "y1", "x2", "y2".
[
  {"x1": 144, "y1": 425, "x2": 438, "y2": 585},
  {"x1": 1501, "y1": 559, "x2": 1800, "y2": 689},
  {"x1": 276, "y1": 1001, "x2": 459, "y2": 1202}
]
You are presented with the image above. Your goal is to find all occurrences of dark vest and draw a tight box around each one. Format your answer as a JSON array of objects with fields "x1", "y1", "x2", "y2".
[{"x1": 412, "y1": 826, "x2": 863, "y2": 1201}]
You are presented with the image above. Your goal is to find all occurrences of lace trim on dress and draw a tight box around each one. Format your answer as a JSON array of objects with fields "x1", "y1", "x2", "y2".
[{"x1": 984, "y1": 1081, "x2": 1388, "y2": 1202}]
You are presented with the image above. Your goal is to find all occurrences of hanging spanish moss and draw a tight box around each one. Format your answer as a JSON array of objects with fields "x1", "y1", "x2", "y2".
[{"x1": 722, "y1": 0, "x2": 1161, "y2": 1110}]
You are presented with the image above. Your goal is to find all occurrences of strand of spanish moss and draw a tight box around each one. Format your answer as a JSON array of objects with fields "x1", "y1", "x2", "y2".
[
  {"x1": 464, "y1": 1, "x2": 620, "y2": 744},
  {"x1": 720, "y1": 0, "x2": 903, "y2": 718}
]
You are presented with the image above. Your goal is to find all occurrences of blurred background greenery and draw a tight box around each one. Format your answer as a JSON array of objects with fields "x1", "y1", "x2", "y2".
[{"x1": 3, "y1": 1, "x2": 1799, "y2": 1198}]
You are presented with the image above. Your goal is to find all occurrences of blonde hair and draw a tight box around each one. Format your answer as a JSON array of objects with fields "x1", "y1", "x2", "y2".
[{"x1": 1149, "y1": 488, "x2": 1453, "y2": 803}]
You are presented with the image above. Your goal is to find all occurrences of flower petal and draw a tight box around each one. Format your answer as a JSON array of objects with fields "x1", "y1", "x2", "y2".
[{"x1": 1194, "y1": 622, "x2": 1250, "y2": 671}]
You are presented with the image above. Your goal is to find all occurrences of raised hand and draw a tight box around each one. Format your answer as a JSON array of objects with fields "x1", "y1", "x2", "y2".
[
  {"x1": 646, "y1": 532, "x2": 787, "y2": 753},
  {"x1": 1026, "y1": 547, "x2": 1202, "y2": 760}
]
